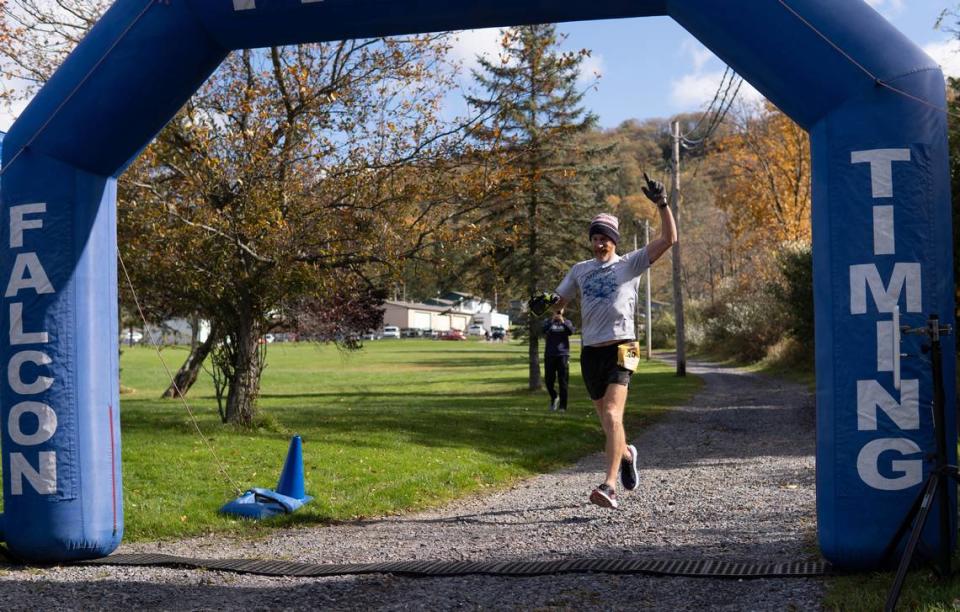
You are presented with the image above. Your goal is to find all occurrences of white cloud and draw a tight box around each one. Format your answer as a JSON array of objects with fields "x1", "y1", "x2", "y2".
[
  {"x1": 671, "y1": 71, "x2": 725, "y2": 108},
  {"x1": 449, "y1": 28, "x2": 502, "y2": 76},
  {"x1": 681, "y1": 40, "x2": 716, "y2": 73},
  {"x1": 578, "y1": 52, "x2": 605, "y2": 86},
  {"x1": 669, "y1": 44, "x2": 764, "y2": 111},
  {"x1": 0, "y1": 97, "x2": 28, "y2": 133},
  {"x1": 450, "y1": 28, "x2": 604, "y2": 86},
  {"x1": 737, "y1": 81, "x2": 764, "y2": 105},
  {"x1": 670, "y1": 71, "x2": 762, "y2": 107},
  {"x1": 924, "y1": 38, "x2": 960, "y2": 78},
  {"x1": 864, "y1": 0, "x2": 904, "y2": 15}
]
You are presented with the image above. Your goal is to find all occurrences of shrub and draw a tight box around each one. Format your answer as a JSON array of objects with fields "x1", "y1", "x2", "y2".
[
  {"x1": 762, "y1": 336, "x2": 814, "y2": 373},
  {"x1": 693, "y1": 288, "x2": 787, "y2": 362},
  {"x1": 768, "y1": 243, "x2": 814, "y2": 345},
  {"x1": 651, "y1": 309, "x2": 676, "y2": 349},
  {"x1": 686, "y1": 242, "x2": 814, "y2": 364}
]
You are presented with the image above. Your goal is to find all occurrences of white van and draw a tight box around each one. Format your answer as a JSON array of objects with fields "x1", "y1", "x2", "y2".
[
  {"x1": 466, "y1": 323, "x2": 485, "y2": 336},
  {"x1": 382, "y1": 325, "x2": 401, "y2": 339}
]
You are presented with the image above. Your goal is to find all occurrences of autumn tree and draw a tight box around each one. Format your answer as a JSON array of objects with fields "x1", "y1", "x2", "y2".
[
  {"x1": 0, "y1": 4, "x2": 480, "y2": 425},
  {"x1": 947, "y1": 77, "x2": 960, "y2": 333},
  {"x1": 713, "y1": 101, "x2": 812, "y2": 272},
  {"x1": 0, "y1": 1, "x2": 106, "y2": 100},
  {"x1": 937, "y1": 9, "x2": 960, "y2": 333},
  {"x1": 675, "y1": 101, "x2": 812, "y2": 360},
  {"x1": 120, "y1": 39, "x2": 475, "y2": 425},
  {"x1": 466, "y1": 24, "x2": 613, "y2": 389}
]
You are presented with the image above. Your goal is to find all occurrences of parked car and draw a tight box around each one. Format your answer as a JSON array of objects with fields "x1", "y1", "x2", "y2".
[
  {"x1": 490, "y1": 326, "x2": 506, "y2": 341},
  {"x1": 362, "y1": 330, "x2": 381, "y2": 340},
  {"x1": 439, "y1": 329, "x2": 466, "y2": 341},
  {"x1": 382, "y1": 325, "x2": 401, "y2": 339},
  {"x1": 466, "y1": 323, "x2": 486, "y2": 336},
  {"x1": 401, "y1": 328, "x2": 425, "y2": 338},
  {"x1": 121, "y1": 330, "x2": 143, "y2": 345}
]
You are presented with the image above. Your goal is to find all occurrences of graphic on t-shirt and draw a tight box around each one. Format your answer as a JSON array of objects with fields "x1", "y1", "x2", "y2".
[{"x1": 581, "y1": 266, "x2": 618, "y2": 301}]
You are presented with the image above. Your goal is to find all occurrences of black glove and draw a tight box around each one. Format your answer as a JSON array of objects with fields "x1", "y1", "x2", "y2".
[
  {"x1": 528, "y1": 292, "x2": 560, "y2": 317},
  {"x1": 642, "y1": 172, "x2": 668, "y2": 209}
]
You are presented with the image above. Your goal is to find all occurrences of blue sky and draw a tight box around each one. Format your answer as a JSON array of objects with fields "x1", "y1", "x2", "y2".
[
  {"x1": 449, "y1": 0, "x2": 960, "y2": 128},
  {"x1": 1, "y1": 1, "x2": 954, "y2": 131}
]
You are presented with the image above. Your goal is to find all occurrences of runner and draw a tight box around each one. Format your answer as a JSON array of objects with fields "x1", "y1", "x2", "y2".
[{"x1": 552, "y1": 174, "x2": 677, "y2": 508}]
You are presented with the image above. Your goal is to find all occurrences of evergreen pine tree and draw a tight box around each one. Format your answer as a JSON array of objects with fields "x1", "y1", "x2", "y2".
[{"x1": 467, "y1": 24, "x2": 614, "y2": 390}]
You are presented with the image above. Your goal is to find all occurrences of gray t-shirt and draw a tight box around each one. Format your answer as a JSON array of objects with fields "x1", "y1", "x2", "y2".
[{"x1": 555, "y1": 248, "x2": 650, "y2": 347}]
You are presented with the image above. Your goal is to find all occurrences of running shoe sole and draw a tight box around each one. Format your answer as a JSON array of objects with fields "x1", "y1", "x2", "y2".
[
  {"x1": 621, "y1": 444, "x2": 639, "y2": 491},
  {"x1": 589, "y1": 487, "x2": 619, "y2": 509}
]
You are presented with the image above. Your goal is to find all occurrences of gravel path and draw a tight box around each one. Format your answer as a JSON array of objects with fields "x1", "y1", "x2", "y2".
[{"x1": 0, "y1": 359, "x2": 824, "y2": 610}]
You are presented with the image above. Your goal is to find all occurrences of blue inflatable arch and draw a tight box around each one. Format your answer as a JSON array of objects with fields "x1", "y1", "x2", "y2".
[{"x1": 0, "y1": 0, "x2": 953, "y2": 569}]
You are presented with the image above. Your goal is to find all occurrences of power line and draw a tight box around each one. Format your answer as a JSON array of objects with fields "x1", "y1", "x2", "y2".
[
  {"x1": 681, "y1": 68, "x2": 743, "y2": 150},
  {"x1": 679, "y1": 0, "x2": 960, "y2": 152},
  {"x1": 681, "y1": 66, "x2": 733, "y2": 140}
]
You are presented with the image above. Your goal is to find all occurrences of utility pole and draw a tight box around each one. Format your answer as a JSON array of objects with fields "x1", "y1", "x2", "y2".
[
  {"x1": 670, "y1": 120, "x2": 687, "y2": 377},
  {"x1": 644, "y1": 218, "x2": 653, "y2": 360},
  {"x1": 634, "y1": 218, "x2": 653, "y2": 359},
  {"x1": 633, "y1": 228, "x2": 640, "y2": 342}
]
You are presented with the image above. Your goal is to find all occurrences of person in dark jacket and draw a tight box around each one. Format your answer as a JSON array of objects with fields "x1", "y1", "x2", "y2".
[{"x1": 542, "y1": 310, "x2": 575, "y2": 412}]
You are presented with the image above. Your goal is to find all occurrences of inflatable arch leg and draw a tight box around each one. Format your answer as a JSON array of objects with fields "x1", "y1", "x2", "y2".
[
  {"x1": 0, "y1": 150, "x2": 122, "y2": 560},
  {"x1": 810, "y1": 81, "x2": 957, "y2": 568}
]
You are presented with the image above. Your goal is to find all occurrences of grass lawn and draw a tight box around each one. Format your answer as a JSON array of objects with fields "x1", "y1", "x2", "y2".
[
  {"x1": 825, "y1": 553, "x2": 960, "y2": 611},
  {"x1": 115, "y1": 339, "x2": 701, "y2": 541}
]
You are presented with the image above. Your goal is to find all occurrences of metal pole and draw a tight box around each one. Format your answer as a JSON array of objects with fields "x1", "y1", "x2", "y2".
[
  {"x1": 882, "y1": 316, "x2": 956, "y2": 611},
  {"x1": 633, "y1": 229, "x2": 640, "y2": 342},
  {"x1": 928, "y1": 316, "x2": 953, "y2": 577},
  {"x1": 644, "y1": 219, "x2": 652, "y2": 360},
  {"x1": 671, "y1": 120, "x2": 687, "y2": 377}
]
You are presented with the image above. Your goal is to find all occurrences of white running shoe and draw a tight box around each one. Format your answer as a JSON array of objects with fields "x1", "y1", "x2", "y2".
[{"x1": 589, "y1": 484, "x2": 619, "y2": 509}]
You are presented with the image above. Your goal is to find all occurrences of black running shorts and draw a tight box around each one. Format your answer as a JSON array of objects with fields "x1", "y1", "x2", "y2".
[{"x1": 580, "y1": 342, "x2": 633, "y2": 401}]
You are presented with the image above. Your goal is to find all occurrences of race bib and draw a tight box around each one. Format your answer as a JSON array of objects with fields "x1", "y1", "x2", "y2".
[{"x1": 617, "y1": 342, "x2": 640, "y2": 372}]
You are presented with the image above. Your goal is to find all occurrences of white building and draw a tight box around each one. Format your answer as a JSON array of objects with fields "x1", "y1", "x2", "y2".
[
  {"x1": 382, "y1": 300, "x2": 472, "y2": 332},
  {"x1": 383, "y1": 291, "x2": 510, "y2": 334},
  {"x1": 128, "y1": 318, "x2": 211, "y2": 346}
]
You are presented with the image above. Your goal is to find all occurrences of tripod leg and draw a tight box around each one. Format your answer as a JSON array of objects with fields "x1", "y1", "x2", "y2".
[
  {"x1": 937, "y1": 469, "x2": 952, "y2": 576},
  {"x1": 882, "y1": 483, "x2": 928, "y2": 563},
  {"x1": 885, "y1": 473, "x2": 941, "y2": 612}
]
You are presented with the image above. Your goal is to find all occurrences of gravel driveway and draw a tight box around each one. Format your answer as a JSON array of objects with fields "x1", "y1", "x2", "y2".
[{"x1": 0, "y1": 359, "x2": 824, "y2": 610}]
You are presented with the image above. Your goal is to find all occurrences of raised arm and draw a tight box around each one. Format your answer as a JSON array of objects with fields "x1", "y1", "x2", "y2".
[
  {"x1": 641, "y1": 172, "x2": 678, "y2": 265},
  {"x1": 644, "y1": 203, "x2": 677, "y2": 265}
]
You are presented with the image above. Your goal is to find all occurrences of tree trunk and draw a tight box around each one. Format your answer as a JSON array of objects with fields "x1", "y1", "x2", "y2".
[
  {"x1": 528, "y1": 315, "x2": 541, "y2": 390},
  {"x1": 223, "y1": 323, "x2": 264, "y2": 427},
  {"x1": 161, "y1": 327, "x2": 217, "y2": 399},
  {"x1": 527, "y1": 188, "x2": 542, "y2": 390}
]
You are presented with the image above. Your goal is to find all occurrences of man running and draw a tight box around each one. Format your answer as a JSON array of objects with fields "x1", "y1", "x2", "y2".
[{"x1": 552, "y1": 174, "x2": 677, "y2": 509}]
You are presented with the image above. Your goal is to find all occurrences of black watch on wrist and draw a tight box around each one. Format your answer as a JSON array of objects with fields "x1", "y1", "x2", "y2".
[{"x1": 657, "y1": 199, "x2": 668, "y2": 209}]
